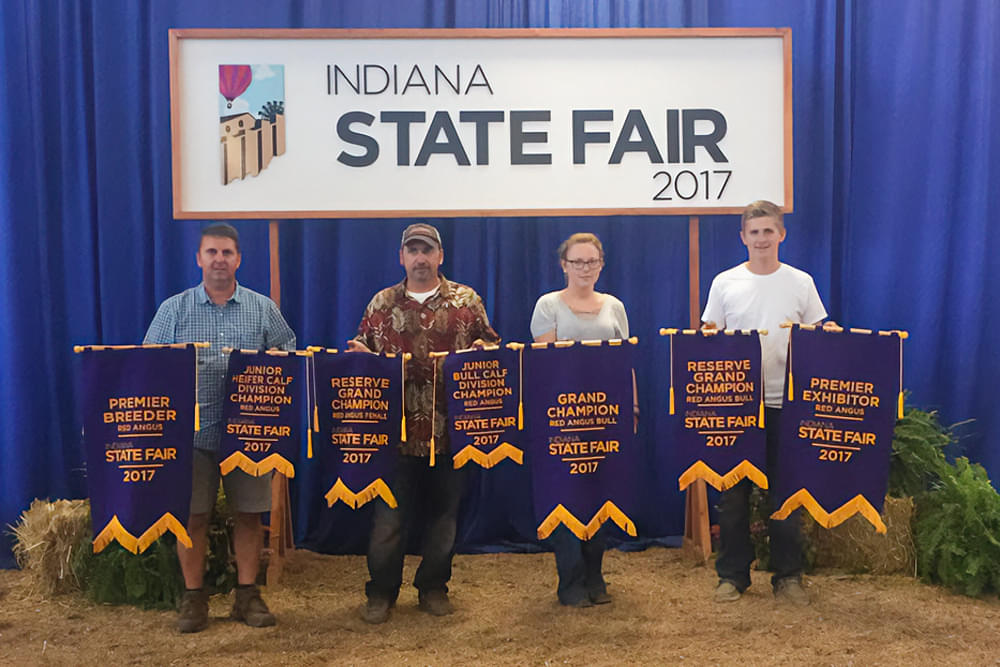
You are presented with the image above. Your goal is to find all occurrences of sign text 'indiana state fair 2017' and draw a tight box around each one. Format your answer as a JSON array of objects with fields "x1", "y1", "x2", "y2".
[{"x1": 171, "y1": 30, "x2": 791, "y2": 218}]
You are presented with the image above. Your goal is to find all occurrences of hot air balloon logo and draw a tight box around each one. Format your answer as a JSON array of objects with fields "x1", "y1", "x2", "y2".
[
  {"x1": 219, "y1": 65, "x2": 253, "y2": 109},
  {"x1": 219, "y1": 64, "x2": 286, "y2": 186}
]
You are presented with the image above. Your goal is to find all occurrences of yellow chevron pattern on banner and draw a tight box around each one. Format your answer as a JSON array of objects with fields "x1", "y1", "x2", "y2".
[
  {"x1": 324, "y1": 477, "x2": 398, "y2": 509},
  {"x1": 452, "y1": 443, "x2": 524, "y2": 469},
  {"x1": 93, "y1": 515, "x2": 138, "y2": 553},
  {"x1": 93, "y1": 513, "x2": 192, "y2": 554},
  {"x1": 771, "y1": 489, "x2": 887, "y2": 533},
  {"x1": 536, "y1": 501, "x2": 637, "y2": 541},
  {"x1": 678, "y1": 460, "x2": 768, "y2": 492},
  {"x1": 218, "y1": 452, "x2": 295, "y2": 478},
  {"x1": 136, "y1": 513, "x2": 192, "y2": 552}
]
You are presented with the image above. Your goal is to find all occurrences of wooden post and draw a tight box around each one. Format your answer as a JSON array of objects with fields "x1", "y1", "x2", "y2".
[
  {"x1": 682, "y1": 216, "x2": 712, "y2": 563},
  {"x1": 266, "y1": 220, "x2": 294, "y2": 585},
  {"x1": 268, "y1": 221, "x2": 281, "y2": 310}
]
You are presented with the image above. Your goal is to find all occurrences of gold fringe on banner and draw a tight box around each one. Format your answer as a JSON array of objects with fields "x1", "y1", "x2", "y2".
[
  {"x1": 758, "y1": 399, "x2": 765, "y2": 428},
  {"x1": 771, "y1": 489, "x2": 887, "y2": 534},
  {"x1": 92, "y1": 515, "x2": 139, "y2": 554},
  {"x1": 136, "y1": 513, "x2": 192, "y2": 553},
  {"x1": 219, "y1": 452, "x2": 296, "y2": 478},
  {"x1": 677, "y1": 460, "x2": 768, "y2": 492},
  {"x1": 307, "y1": 429, "x2": 313, "y2": 459},
  {"x1": 452, "y1": 443, "x2": 524, "y2": 469},
  {"x1": 92, "y1": 513, "x2": 192, "y2": 554},
  {"x1": 324, "y1": 477, "x2": 398, "y2": 509},
  {"x1": 590, "y1": 500, "x2": 638, "y2": 537},
  {"x1": 536, "y1": 501, "x2": 637, "y2": 541}
]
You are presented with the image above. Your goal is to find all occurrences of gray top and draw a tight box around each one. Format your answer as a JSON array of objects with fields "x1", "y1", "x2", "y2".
[{"x1": 530, "y1": 291, "x2": 630, "y2": 341}]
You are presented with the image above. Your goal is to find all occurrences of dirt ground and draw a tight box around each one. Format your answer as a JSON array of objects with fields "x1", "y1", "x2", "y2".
[{"x1": 2, "y1": 547, "x2": 999, "y2": 666}]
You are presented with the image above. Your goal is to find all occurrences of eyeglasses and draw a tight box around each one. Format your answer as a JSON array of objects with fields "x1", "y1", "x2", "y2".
[{"x1": 565, "y1": 259, "x2": 603, "y2": 270}]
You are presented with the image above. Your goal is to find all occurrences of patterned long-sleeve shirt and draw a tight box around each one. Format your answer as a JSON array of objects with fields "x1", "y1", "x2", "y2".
[
  {"x1": 355, "y1": 275, "x2": 499, "y2": 456},
  {"x1": 143, "y1": 283, "x2": 296, "y2": 451}
]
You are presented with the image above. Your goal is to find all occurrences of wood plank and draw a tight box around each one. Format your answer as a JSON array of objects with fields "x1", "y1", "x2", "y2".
[
  {"x1": 683, "y1": 216, "x2": 712, "y2": 563},
  {"x1": 265, "y1": 220, "x2": 293, "y2": 585}
]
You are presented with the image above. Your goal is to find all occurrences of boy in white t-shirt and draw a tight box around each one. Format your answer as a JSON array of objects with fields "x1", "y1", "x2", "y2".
[{"x1": 701, "y1": 200, "x2": 830, "y2": 607}]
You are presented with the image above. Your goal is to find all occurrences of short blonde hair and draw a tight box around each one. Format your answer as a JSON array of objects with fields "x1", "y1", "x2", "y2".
[
  {"x1": 558, "y1": 233, "x2": 605, "y2": 262},
  {"x1": 741, "y1": 200, "x2": 785, "y2": 232}
]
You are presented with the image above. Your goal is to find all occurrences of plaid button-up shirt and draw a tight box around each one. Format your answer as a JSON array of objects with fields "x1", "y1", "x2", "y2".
[{"x1": 143, "y1": 283, "x2": 296, "y2": 451}]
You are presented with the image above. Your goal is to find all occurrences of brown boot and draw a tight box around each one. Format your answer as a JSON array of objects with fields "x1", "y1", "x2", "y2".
[
  {"x1": 177, "y1": 589, "x2": 209, "y2": 633},
  {"x1": 231, "y1": 584, "x2": 276, "y2": 627},
  {"x1": 774, "y1": 578, "x2": 810, "y2": 607},
  {"x1": 418, "y1": 590, "x2": 454, "y2": 616},
  {"x1": 360, "y1": 597, "x2": 392, "y2": 624}
]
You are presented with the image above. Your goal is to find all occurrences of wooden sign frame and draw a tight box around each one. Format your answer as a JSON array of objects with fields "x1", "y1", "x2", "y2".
[{"x1": 169, "y1": 27, "x2": 793, "y2": 219}]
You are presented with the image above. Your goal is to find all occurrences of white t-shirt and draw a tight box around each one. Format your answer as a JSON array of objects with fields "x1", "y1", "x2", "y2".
[
  {"x1": 406, "y1": 286, "x2": 439, "y2": 304},
  {"x1": 702, "y1": 263, "x2": 827, "y2": 408}
]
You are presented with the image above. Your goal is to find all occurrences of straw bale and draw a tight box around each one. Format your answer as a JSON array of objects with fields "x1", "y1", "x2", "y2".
[
  {"x1": 810, "y1": 496, "x2": 916, "y2": 575},
  {"x1": 10, "y1": 498, "x2": 91, "y2": 595}
]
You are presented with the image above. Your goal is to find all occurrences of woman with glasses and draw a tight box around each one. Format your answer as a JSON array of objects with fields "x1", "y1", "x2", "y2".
[{"x1": 530, "y1": 232, "x2": 632, "y2": 607}]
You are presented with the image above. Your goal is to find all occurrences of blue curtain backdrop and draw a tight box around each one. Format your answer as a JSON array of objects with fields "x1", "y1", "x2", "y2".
[{"x1": 1, "y1": 0, "x2": 998, "y2": 567}]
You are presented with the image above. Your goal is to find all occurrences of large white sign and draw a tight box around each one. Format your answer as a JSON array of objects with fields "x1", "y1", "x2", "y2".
[{"x1": 170, "y1": 29, "x2": 792, "y2": 219}]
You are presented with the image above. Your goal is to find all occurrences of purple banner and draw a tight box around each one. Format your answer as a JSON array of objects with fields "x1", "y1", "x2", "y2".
[
  {"x1": 772, "y1": 326, "x2": 905, "y2": 532},
  {"x1": 668, "y1": 330, "x2": 767, "y2": 491},
  {"x1": 218, "y1": 350, "x2": 307, "y2": 478},
  {"x1": 77, "y1": 345, "x2": 196, "y2": 553},
  {"x1": 525, "y1": 341, "x2": 638, "y2": 540},
  {"x1": 444, "y1": 346, "x2": 523, "y2": 469},
  {"x1": 313, "y1": 350, "x2": 403, "y2": 509}
]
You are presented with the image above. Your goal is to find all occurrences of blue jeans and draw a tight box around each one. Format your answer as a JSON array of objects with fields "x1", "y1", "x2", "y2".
[
  {"x1": 365, "y1": 455, "x2": 467, "y2": 603},
  {"x1": 715, "y1": 407, "x2": 803, "y2": 592},
  {"x1": 549, "y1": 524, "x2": 608, "y2": 605}
]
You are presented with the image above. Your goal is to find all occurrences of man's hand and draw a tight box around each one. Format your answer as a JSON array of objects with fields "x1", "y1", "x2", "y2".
[
  {"x1": 346, "y1": 340, "x2": 373, "y2": 354},
  {"x1": 821, "y1": 320, "x2": 842, "y2": 332}
]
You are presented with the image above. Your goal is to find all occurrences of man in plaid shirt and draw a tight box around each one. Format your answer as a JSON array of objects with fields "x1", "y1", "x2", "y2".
[
  {"x1": 349, "y1": 223, "x2": 499, "y2": 624},
  {"x1": 144, "y1": 223, "x2": 295, "y2": 633}
]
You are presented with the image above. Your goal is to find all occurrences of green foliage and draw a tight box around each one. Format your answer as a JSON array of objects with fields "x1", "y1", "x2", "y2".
[
  {"x1": 71, "y1": 536, "x2": 184, "y2": 609},
  {"x1": 748, "y1": 485, "x2": 771, "y2": 570},
  {"x1": 204, "y1": 490, "x2": 238, "y2": 595},
  {"x1": 888, "y1": 405, "x2": 953, "y2": 498},
  {"x1": 888, "y1": 403, "x2": 1000, "y2": 596},
  {"x1": 70, "y1": 488, "x2": 237, "y2": 608},
  {"x1": 747, "y1": 486, "x2": 816, "y2": 573},
  {"x1": 914, "y1": 458, "x2": 1000, "y2": 596}
]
